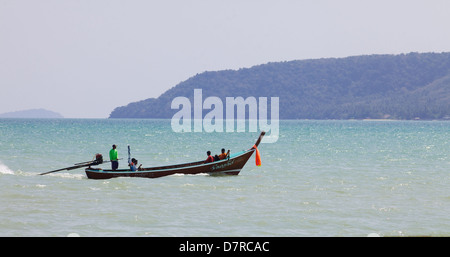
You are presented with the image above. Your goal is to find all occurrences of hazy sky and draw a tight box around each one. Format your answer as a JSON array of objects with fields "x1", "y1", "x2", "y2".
[{"x1": 1, "y1": 0, "x2": 450, "y2": 118}]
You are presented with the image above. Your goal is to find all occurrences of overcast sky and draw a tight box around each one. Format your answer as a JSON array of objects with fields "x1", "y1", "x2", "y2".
[{"x1": 1, "y1": 0, "x2": 450, "y2": 118}]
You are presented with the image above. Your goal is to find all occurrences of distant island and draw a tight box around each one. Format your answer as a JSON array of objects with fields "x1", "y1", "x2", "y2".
[
  {"x1": 109, "y1": 52, "x2": 450, "y2": 120},
  {"x1": 0, "y1": 109, "x2": 64, "y2": 118}
]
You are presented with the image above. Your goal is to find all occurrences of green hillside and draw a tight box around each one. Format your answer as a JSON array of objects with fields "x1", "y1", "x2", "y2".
[{"x1": 110, "y1": 52, "x2": 450, "y2": 120}]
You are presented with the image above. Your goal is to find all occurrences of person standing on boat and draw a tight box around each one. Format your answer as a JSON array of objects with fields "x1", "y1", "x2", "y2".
[{"x1": 110, "y1": 144, "x2": 119, "y2": 170}]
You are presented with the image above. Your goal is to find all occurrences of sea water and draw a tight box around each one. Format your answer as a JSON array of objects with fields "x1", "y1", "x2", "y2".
[{"x1": 0, "y1": 119, "x2": 449, "y2": 237}]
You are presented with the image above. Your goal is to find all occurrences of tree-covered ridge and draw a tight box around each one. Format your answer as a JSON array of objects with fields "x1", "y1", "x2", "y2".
[{"x1": 110, "y1": 52, "x2": 450, "y2": 120}]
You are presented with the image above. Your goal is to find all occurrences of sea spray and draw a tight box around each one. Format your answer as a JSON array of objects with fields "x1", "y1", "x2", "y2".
[{"x1": 0, "y1": 162, "x2": 14, "y2": 175}]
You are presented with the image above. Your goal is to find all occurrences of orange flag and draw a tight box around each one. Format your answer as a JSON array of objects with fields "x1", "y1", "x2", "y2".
[{"x1": 253, "y1": 145, "x2": 261, "y2": 166}]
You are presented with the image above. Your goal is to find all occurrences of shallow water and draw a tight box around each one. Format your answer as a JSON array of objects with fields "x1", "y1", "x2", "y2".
[{"x1": 0, "y1": 119, "x2": 449, "y2": 236}]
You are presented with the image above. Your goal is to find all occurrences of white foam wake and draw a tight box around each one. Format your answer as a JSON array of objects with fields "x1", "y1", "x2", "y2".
[{"x1": 0, "y1": 162, "x2": 14, "y2": 175}]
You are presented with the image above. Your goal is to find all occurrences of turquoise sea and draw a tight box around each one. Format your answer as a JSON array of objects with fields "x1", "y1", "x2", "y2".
[{"x1": 0, "y1": 119, "x2": 449, "y2": 237}]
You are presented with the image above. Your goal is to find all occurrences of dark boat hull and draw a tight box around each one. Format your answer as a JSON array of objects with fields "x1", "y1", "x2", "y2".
[{"x1": 85, "y1": 149, "x2": 255, "y2": 179}]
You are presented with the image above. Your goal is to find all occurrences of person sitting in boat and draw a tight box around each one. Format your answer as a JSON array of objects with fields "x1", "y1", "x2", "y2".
[
  {"x1": 129, "y1": 158, "x2": 137, "y2": 171},
  {"x1": 129, "y1": 158, "x2": 142, "y2": 171},
  {"x1": 205, "y1": 151, "x2": 214, "y2": 163},
  {"x1": 218, "y1": 148, "x2": 230, "y2": 160}
]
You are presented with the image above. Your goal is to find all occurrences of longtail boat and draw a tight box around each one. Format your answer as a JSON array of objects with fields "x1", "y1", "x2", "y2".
[{"x1": 84, "y1": 132, "x2": 265, "y2": 179}]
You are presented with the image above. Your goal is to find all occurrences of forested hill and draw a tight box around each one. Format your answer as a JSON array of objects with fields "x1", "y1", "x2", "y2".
[{"x1": 109, "y1": 52, "x2": 450, "y2": 120}]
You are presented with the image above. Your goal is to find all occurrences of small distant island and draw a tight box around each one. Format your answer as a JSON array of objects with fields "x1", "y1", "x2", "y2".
[
  {"x1": 0, "y1": 109, "x2": 64, "y2": 118},
  {"x1": 110, "y1": 52, "x2": 450, "y2": 120}
]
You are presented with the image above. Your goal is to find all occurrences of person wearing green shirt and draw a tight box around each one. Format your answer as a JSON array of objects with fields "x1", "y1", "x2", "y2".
[{"x1": 109, "y1": 144, "x2": 119, "y2": 170}]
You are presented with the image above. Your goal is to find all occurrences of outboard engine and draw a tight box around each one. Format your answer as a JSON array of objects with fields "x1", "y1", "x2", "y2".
[{"x1": 94, "y1": 153, "x2": 103, "y2": 165}]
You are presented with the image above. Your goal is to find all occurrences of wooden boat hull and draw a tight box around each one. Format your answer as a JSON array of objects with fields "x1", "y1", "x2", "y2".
[
  {"x1": 85, "y1": 149, "x2": 255, "y2": 179},
  {"x1": 85, "y1": 132, "x2": 264, "y2": 180}
]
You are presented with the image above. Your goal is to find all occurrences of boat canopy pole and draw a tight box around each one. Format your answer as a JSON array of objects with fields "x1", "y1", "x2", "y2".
[{"x1": 128, "y1": 145, "x2": 131, "y2": 164}]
